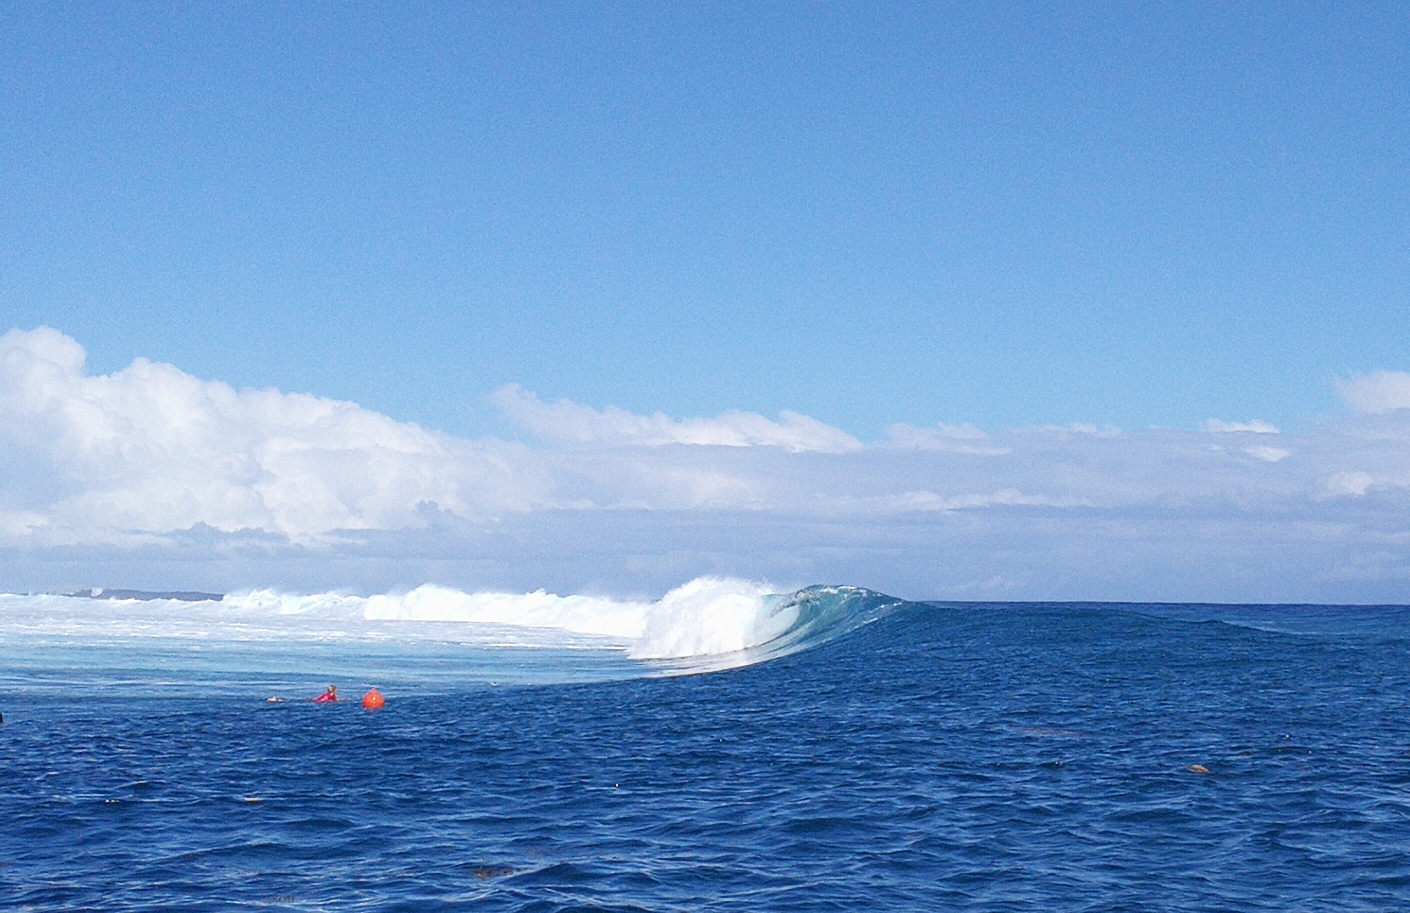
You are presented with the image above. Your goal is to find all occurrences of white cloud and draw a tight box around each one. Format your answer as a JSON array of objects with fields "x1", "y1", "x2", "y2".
[
  {"x1": 1337, "y1": 371, "x2": 1410, "y2": 414},
  {"x1": 1043, "y1": 422, "x2": 1122, "y2": 437},
  {"x1": 858, "y1": 488, "x2": 1090, "y2": 513},
  {"x1": 1326, "y1": 471, "x2": 1377, "y2": 497},
  {"x1": 0, "y1": 327, "x2": 548, "y2": 541},
  {"x1": 1322, "y1": 469, "x2": 1410, "y2": 498},
  {"x1": 1203, "y1": 419, "x2": 1281, "y2": 434},
  {"x1": 886, "y1": 423, "x2": 1010, "y2": 455},
  {"x1": 1243, "y1": 446, "x2": 1290, "y2": 463},
  {"x1": 8, "y1": 328, "x2": 1410, "y2": 603},
  {"x1": 489, "y1": 383, "x2": 863, "y2": 453}
]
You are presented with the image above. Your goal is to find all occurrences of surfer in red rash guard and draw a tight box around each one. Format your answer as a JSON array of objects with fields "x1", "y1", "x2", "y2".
[{"x1": 313, "y1": 685, "x2": 338, "y2": 703}]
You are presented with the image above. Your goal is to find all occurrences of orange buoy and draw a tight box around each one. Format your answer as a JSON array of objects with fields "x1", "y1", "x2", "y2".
[{"x1": 361, "y1": 688, "x2": 386, "y2": 710}]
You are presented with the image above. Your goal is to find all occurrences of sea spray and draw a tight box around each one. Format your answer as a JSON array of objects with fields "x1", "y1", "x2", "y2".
[{"x1": 629, "y1": 577, "x2": 787, "y2": 659}]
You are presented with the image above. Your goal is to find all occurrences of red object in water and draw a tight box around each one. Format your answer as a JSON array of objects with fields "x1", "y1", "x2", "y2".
[
  {"x1": 313, "y1": 688, "x2": 338, "y2": 703},
  {"x1": 362, "y1": 688, "x2": 386, "y2": 710}
]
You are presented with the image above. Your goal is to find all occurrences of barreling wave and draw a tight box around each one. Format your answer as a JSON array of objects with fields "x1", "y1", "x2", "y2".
[
  {"x1": 352, "y1": 578, "x2": 904, "y2": 664},
  {"x1": 637, "y1": 583, "x2": 907, "y2": 673},
  {"x1": 0, "y1": 579, "x2": 909, "y2": 687}
]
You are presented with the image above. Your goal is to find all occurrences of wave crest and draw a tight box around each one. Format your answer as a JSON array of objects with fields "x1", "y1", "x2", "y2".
[
  {"x1": 353, "y1": 578, "x2": 903, "y2": 663},
  {"x1": 3, "y1": 579, "x2": 909, "y2": 677}
]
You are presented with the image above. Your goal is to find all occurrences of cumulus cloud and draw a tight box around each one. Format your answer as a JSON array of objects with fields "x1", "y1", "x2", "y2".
[
  {"x1": 0, "y1": 327, "x2": 547, "y2": 541},
  {"x1": 1337, "y1": 371, "x2": 1410, "y2": 414},
  {"x1": 489, "y1": 383, "x2": 863, "y2": 453},
  {"x1": 8, "y1": 328, "x2": 1410, "y2": 602}
]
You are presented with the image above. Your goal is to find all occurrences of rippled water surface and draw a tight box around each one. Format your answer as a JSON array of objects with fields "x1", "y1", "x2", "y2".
[{"x1": 4, "y1": 602, "x2": 1410, "y2": 911}]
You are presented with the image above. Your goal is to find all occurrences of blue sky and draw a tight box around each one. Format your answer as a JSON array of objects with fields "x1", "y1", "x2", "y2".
[
  {"x1": 5, "y1": 1, "x2": 1406, "y2": 436},
  {"x1": 2, "y1": 3, "x2": 1408, "y2": 600}
]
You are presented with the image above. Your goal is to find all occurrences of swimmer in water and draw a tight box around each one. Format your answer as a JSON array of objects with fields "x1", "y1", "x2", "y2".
[{"x1": 313, "y1": 685, "x2": 338, "y2": 703}]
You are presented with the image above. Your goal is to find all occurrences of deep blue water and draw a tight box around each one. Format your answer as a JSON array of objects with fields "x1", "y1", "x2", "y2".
[{"x1": 4, "y1": 601, "x2": 1410, "y2": 911}]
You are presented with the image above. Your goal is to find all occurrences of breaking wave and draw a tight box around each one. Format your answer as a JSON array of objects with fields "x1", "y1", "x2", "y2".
[{"x1": 0, "y1": 579, "x2": 908, "y2": 688}]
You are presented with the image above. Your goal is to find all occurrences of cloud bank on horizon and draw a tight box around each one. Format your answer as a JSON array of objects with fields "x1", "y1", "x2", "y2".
[
  {"x1": 4, "y1": 327, "x2": 1410, "y2": 602},
  {"x1": 488, "y1": 383, "x2": 863, "y2": 453}
]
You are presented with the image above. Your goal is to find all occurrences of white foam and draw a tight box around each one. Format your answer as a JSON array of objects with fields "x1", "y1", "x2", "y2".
[
  {"x1": 631, "y1": 577, "x2": 786, "y2": 659},
  {"x1": 226, "y1": 589, "x2": 368, "y2": 617},
  {"x1": 362, "y1": 584, "x2": 650, "y2": 639},
  {"x1": 360, "y1": 577, "x2": 784, "y2": 658}
]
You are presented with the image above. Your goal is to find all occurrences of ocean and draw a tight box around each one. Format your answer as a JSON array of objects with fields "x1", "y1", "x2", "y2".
[{"x1": 2, "y1": 582, "x2": 1408, "y2": 911}]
